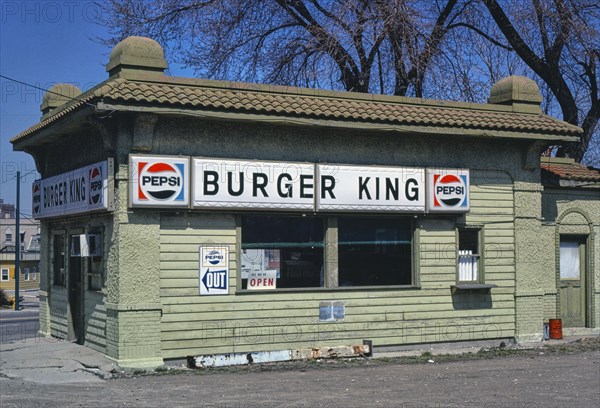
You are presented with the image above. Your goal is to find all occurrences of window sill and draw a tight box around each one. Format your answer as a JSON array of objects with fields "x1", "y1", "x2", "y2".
[
  {"x1": 236, "y1": 285, "x2": 421, "y2": 295},
  {"x1": 451, "y1": 283, "x2": 497, "y2": 294}
]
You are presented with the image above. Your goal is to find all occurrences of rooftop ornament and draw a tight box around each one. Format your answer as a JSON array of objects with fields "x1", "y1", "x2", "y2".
[
  {"x1": 488, "y1": 75, "x2": 542, "y2": 113},
  {"x1": 40, "y1": 83, "x2": 82, "y2": 120},
  {"x1": 106, "y1": 36, "x2": 168, "y2": 78}
]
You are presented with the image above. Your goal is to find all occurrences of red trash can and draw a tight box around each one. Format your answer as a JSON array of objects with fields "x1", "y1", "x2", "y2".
[{"x1": 549, "y1": 319, "x2": 563, "y2": 339}]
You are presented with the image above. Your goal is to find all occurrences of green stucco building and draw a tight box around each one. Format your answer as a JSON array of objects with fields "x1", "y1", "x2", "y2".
[{"x1": 11, "y1": 36, "x2": 599, "y2": 369}]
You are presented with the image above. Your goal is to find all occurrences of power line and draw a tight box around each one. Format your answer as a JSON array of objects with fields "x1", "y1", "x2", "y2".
[
  {"x1": 2, "y1": 169, "x2": 38, "y2": 184},
  {"x1": 0, "y1": 74, "x2": 97, "y2": 109}
]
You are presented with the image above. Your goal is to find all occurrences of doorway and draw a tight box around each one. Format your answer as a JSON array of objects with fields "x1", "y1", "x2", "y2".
[
  {"x1": 68, "y1": 235, "x2": 84, "y2": 343},
  {"x1": 559, "y1": 237, "x2": 587, "y2": 327}
]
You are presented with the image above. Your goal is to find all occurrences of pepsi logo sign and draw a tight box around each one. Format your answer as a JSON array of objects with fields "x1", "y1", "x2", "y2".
[
  {"x1": 89, "y1": 166, "x2": 103, "y2": 205},
  {"x1": 130, "y1": 156, "x2": 189, "y2": 207},
  {"x1": 32, "y1": 182, "x2": 41, "y2": 215},
  {"x1": 434, "y1": 174, "x2": 466, "y2": 207},
  {"x1": 205, "y1": 249, "x2": 224, "y2": 265},
  {"x1": 138, "y1": 162, "x2": 184, "y2": 201},
  {"x1": 427, "y1": 169, "x2": 469, "y2": 213}
]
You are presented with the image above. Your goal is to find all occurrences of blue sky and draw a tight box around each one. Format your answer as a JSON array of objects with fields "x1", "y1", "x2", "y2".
[
  {"x1": 0, "y1": 1, "x2": 192, "y2": 212},
  {"x1": 1, "y1": 1, "x2": 109, "y2": 211}
]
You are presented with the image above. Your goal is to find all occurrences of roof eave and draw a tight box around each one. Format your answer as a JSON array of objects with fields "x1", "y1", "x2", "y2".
[
  {"x1": 11, "y1": 106, "x2": 96, "y2": 151},
  {"x1": 94, "y1": 101, "x2": 582, "y2": 143}
]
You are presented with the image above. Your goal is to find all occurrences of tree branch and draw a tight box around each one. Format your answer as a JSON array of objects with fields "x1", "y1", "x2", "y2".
[{"x1": 447, "y1": 22, "x2": 513, "y2": 50}]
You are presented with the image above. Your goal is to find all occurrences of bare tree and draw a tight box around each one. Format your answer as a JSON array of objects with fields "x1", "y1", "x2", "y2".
[
  {"x1": 97, "y1": 0, "x2": 599, "y2": 164},
  {"x1": 476, "y1": 0, "x2": 599, "y2": 163},
  {"x1": 97, "y1": 0, "x2": 465, "y2": 96}
]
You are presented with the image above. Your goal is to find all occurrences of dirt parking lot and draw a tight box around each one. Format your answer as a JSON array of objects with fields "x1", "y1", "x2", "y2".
[{"x1": 1, "y1": 338, "x2": 599, "y2": 408}]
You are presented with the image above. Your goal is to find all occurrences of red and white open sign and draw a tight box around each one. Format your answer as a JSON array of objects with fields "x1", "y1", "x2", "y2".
[{"x1": 247, "y1": 270, "x2": 277, "y2": 290}]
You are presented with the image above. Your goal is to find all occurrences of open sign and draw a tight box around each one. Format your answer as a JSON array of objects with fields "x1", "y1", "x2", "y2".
[{"x1": 247, "y1": 270, "x2": 277, "y2": 290}]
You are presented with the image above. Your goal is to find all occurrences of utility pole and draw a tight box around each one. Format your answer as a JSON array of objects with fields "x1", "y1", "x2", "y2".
[{"x1": 15, "y1": 171, "x2": 20, "y2": 311}]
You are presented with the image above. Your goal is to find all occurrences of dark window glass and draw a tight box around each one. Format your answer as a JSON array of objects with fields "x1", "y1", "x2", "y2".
[
  {"x1": 338, "y1": 217, "x2": 412, "y2": 286},
  {"x1": 88, "y1": 232, "x2": 104, "y2": 291},
  {"x1": 241, "y1": 215, "x2": 324, "y2": 289},
  {"x1": 53, "y1": 234, "x2": 66, "y2": 286},
  {"x1": 459, "y1": 229, "x2": 479, "y2": 254}
]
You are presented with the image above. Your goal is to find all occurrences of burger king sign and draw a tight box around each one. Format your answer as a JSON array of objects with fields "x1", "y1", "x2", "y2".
[{"x1": 426, "y1": 169, "x2": 470, "y2": 213}]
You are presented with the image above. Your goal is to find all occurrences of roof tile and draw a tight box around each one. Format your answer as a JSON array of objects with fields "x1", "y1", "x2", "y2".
[
  {"x1": 11, "y1": 77, "x2": 582, "y2": 144},
  {"x1": 541, "y1": 162, "x2": 600, "y2": 182}
]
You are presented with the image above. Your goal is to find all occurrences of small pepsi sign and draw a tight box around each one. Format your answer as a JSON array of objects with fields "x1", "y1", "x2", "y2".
[
  {"x1": 199, "y1": 246, "x2": 229, "y2": 295},
  {"x1": 426, "y1": 169, "x2": 470, "y2": 213}
]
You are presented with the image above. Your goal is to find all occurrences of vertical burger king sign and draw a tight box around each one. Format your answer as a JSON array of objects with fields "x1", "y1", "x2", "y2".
[
  {"x1": 426, "y1": 169, "x2": 470, "y2": 213},
  {"x1": 129, "y1": 155, "x2": 190, "y2": 207}
]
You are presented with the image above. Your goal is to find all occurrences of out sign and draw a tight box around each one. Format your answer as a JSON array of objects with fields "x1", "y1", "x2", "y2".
[{"x1": 199, "y1": 246, "x2": 229, "y2": 295}]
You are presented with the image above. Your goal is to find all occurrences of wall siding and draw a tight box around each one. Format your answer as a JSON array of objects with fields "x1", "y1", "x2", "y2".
[
  {"x1": 83, "y1": 291, "x2": 107, "y2": 353},
  {"x1": 159, "y1": 171, "x2": 516, "y2": 358},
  {"x1": 49, "y1": 286, "x2": 69, "y2": 339}
]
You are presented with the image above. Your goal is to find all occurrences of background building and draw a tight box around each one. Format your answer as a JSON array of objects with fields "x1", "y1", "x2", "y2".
[{"x1": 0, "y1": 202, "x2": 40, "y2": 291}]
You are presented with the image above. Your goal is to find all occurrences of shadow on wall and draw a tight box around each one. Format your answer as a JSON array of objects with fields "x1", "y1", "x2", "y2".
[{"x1": 451, "y1": 291, "x2": 493, "y2": 310}]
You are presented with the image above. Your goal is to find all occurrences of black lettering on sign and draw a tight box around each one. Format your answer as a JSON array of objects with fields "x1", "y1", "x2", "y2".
[
  {"x1": 253, "y1": 173, "x2": 269, "y2": 197},
  {"x1": 359, "y1": 177, "x2": 371, "y2": 200},
  {"x1": 300, "y1": 174, "x2": 313, "y2": 198},
  {"x1": 277, "y1": 173, "x2": 292, "y2": 198},
  {"x1": 228, "y1": 172, "x2": 244, "y2": 196},
  {"x1": 320, "y1": 175, "x2": 336, "y2": 199},
  {"x1": 204, "y1": 171, "x2": 219, "y2": 195},
  {"x1": 386, "y1": 178, "x2": 399, "y2": 200},
  {"x1": 406, "y1": 178, "x2": 419, "y2": 201}
]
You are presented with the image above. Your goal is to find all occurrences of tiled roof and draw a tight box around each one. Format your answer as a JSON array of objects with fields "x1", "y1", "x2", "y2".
[
  {"x1": 541, "y1": 161, "x2": 600, "y2": 182},
  {"x1": 11, "y1": 77, "x2": 582, "y2": 144}
]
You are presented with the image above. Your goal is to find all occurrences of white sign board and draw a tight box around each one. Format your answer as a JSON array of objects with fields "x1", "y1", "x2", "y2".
[
  {"x1": 129, "y1": 155, "x2": 190, "y2": 207},
  {"x1": 317, "y1": 164, "x2": 425, "y2": 212},
  {"x1": 193, "y1": 158, "x2": 315, "y2": 210},
  {"x1": 127, "y1": 155, "x2": 471, "y2": 214},
  {"x1": 199, "y1": 245, "x2": 229, "y2": 295},
  {"x1": 426, "y1": 169, "x2": 470, "y2": 213},
  {"x1": 247, "y1": 270, "x2": 277, "y2": 290},
  {"x1": 32, "y1": 159, "x2": 114, "y2": 219}
]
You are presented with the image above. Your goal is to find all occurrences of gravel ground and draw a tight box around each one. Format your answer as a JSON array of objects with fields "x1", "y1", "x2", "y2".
[{"x1": 1, "y1": 338, "x2": 598, "y2": 408}]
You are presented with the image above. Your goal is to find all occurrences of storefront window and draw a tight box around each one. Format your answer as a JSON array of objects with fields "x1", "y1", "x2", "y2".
[
  {"x1": 338, "y1": 217, "x2": 413, "y2": 287},
  {"x1": 241, "y1": 215, "x2": 324, "y2": 289},
  {"x1": 53, "y1": 234, "x2": 66, "y2": 286}
]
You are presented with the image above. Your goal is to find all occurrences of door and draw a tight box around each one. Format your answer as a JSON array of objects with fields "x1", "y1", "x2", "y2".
[
  {"x1": 68, "y1": 235, "x2": 84, "y2": 343},
  {"x1": 559, "y1": 238, "x2": 587, "y2": 327}
]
